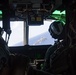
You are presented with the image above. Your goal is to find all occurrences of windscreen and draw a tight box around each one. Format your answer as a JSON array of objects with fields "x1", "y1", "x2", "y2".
[
  {"x1": 29, "y1": 20, "x2": 55, "y2": 45},
  {"x1": 0, "y1": 21, "x2": 24, "y2": 47}
]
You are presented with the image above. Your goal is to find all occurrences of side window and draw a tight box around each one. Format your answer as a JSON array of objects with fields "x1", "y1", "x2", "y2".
[
  {"x1": 29, "y1": 20, "x2": 55, "y2": 45},
  {"x1": 0, "y1": 21, "x2": 2, "y2": 27}
]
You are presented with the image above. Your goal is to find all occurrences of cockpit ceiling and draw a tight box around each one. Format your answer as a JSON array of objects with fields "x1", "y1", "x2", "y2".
[
  {"x1": 9, "y1": 0, "x2": 65, "y2": 10},
  {"x1": 0, "y1": 0, "x2": 67, "y2": 21}
]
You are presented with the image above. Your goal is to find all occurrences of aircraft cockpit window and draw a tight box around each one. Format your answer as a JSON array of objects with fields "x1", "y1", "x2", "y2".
[
  {"x1": 8, "y1": 21, "x2": 24, "y2": 46},
  {"x1": 1, "y1": 21, "x2": 24, "y2": 47},
  {"x1": 1, "y1": 20, "x2": 55, "y2": 46},
  {"x1": 29, "y1": 20, "x2": 55, "y2": 45}
]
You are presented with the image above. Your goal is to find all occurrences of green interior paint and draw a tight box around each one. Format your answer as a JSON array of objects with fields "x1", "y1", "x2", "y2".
[{"x1": 50, "y1": 10, "x2": 66, "y2": 24}]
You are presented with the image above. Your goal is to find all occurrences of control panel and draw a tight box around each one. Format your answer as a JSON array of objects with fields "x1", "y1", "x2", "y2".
[{"x1": 9, "y1": 0, "x2": 53, "y2": 25}]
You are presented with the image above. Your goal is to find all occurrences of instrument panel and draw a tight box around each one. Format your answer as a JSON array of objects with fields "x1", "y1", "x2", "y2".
[{"x1": 0, "y1": 0, "x2": 63, "y2": 22}]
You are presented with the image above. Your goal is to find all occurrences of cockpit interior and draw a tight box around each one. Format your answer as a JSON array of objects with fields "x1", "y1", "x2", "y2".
[{"x1": 0, "y1": 0, "x2": 76, "y2": 74}]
